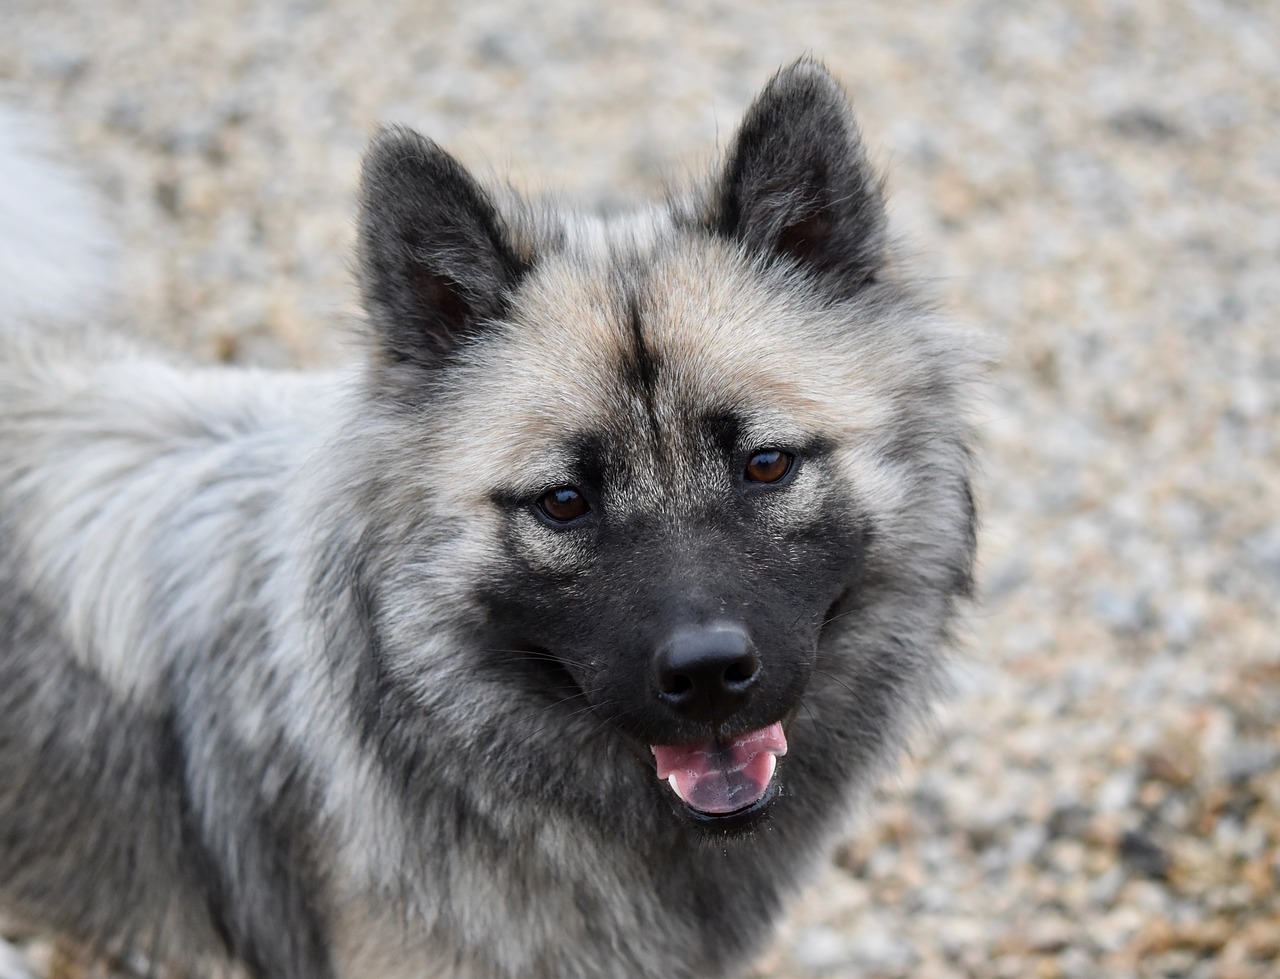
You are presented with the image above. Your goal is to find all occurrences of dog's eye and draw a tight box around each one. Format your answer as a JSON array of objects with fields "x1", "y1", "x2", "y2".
[
  {"x1": 744, "y1": 449, "x2": 794, "y2": 485},
  {"x1": 536, "y1": 486, "x2": 590, "y2": 524}
]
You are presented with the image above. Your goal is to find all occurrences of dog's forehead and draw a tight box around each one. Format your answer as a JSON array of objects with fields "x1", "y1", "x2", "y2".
[
  {"x1": 501, "y1": 240, "x2": 830, "y2": 424},
  {"x1": 436, "y1": 235, "x2": 885, "y2": 497}
]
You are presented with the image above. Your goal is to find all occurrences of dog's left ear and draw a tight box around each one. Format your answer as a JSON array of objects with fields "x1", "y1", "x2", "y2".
[
  {"x1": 710, "y1": 59, "x2": 886, "y2": 295},
  {"x1": 357, "y1": 126, "x2": 528, "y2": 373}
]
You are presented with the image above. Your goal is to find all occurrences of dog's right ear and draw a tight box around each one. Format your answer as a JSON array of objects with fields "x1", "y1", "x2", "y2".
[{"x1": 357, "y1": 127, "x2": 527, "y2": 371}]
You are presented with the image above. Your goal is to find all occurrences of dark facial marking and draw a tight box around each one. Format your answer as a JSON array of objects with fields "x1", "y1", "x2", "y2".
[{"x1": 623, "y1": 297, "x2": 664, "y2": 444}]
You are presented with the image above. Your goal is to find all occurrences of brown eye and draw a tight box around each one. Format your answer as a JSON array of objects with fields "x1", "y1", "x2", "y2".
[
  {"x1": 744, "y1": 449, "x2": 794, "y2": 484},
  {"x1": 536, "y1": 486, "x2": 590, "y2": 524}
]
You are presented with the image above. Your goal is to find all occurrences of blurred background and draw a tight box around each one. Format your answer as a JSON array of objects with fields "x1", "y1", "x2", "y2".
[{"x1": 1, "y1": 2, "x2": 1277, "y2": 977}]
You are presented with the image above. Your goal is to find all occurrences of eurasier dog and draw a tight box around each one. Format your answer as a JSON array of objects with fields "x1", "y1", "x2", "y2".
[{"x1": 0, "y1": 60, "x2": 982, "y2": 978}]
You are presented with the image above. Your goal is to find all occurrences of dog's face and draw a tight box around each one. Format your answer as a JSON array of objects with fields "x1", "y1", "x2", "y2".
[
  {"x1": 353, "y1": 62, "x2": 977, "y2": 832},
  {"x1": 459, "y1": 244, "x2": 875, "y2": 826}
]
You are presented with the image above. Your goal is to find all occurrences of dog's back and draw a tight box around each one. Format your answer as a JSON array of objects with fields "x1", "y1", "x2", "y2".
[{"x1": 0, "y1": 108, "x2": 345, "y2": 973}]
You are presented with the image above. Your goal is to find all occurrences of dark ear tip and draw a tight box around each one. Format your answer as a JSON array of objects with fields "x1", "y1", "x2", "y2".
[
  {"x1": 361, "y1": 126, "x2": 449, "y2": 191},
  {"x1": 774, "y1": 56, "x2": 838, "y2": 84},
  {"x1": 763, "y1": 57, "x2": 848, "y2": 104},
  {"x1": 367, "y1": 124, "x2": 434, "y2": 155},
  {"x1": 737, "y1": 58, "x2": 859, "y2": 149}
]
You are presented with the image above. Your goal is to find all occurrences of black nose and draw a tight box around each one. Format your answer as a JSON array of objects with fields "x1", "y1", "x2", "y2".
[{"x1": 653, "y1": 622, "x2": 760, "y2": 723}]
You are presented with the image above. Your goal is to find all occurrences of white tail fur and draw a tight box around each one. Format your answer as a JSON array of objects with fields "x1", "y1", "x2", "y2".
[{"x1": 0, "y1": 105, "x2": 115, "y2": 328}]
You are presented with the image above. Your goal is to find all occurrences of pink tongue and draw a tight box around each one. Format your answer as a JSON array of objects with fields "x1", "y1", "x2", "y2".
[{"x1": 650, "y1": 722, "x2": 788, "y2": 815}]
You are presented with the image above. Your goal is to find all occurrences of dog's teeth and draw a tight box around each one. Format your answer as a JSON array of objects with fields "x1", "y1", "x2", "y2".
[
  {"x1": 765, "y1": 753, "x2": 777, "y2": 783},
  {"x1": 667, "y1": 774, "x2": 682, "y2": 797}
]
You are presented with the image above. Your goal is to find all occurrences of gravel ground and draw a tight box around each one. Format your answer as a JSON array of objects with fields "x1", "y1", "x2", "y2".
[{"x1": 2, "y1": 2, "x2": 1278, "y2": 977}]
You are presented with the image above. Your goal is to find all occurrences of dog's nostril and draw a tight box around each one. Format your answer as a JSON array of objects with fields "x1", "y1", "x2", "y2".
[
  {"x1": 723, "y1": 653, "x2": 759, "y2": 688},
  {"x1": 652, "y1": 622, "x2": 760, "y2": 722},
  {"x1": 662, "y1": 673, "x2": 694, "y2": 697}
]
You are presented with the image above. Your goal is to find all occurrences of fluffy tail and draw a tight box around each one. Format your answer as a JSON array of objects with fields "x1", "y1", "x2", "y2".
[{"x1": 0, "y1": 105, "x2": 115, "y2": 329}]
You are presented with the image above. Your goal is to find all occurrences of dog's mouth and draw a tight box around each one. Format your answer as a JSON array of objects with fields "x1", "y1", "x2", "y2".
[{"x1": 649, "y1": 722, "x2": 787, "y2": 822}]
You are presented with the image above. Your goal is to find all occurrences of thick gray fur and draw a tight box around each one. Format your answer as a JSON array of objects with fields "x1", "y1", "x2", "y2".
[{"x1": 0, "y1": 60, "x2": 984, "y2": 979}]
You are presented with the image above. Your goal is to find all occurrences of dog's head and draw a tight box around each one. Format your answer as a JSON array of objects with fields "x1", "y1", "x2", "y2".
[{"x1": 349, "y1": 60, "x2": 979, "y2": 833}]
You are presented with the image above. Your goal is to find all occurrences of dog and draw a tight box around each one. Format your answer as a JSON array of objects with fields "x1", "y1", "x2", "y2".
[{"x1": 0, "y1": 59, "x2": 982, "y2": 979}]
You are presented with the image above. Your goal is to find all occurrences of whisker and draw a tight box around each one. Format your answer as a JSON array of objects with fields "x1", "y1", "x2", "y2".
[
  {"x1": 480, "y1": 648, "x2": 599, "y2": 671},
  {"x1": 799, "y1": 697, "x2": 821, "y2": 732},
  {"x1": 562, "y1": 698, "x2": 611, "y2": 722},
  {"x1": 415, "y1": 662, "x2": 567, "y2": 684},
  {"x1": 513, "y1": 690, "x2": 592, "y2": 725},
  {"x1": 821, "y1": 604, "x2": 861, "y2": 628},
  {"x1": 563, "y1": 701, "x2": 624, "y2": 749},
  {"x1": 812, "y1": 668, "x2": 858, "y2": 698},
  {"x1": 416, "y1": 652, "x2": 596, "y2": 685},
  {"x1": 508, "y1": 697, "x2": 620, "y2": 752}
]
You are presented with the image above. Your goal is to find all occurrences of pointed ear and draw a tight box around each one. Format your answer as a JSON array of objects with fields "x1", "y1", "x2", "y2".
[
  {"x1": 711, "y1": 60, "x2": 886, "y2": 295},
  {"x1": 357, "y1": 127, "x2": 528, "y2": 369}
]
